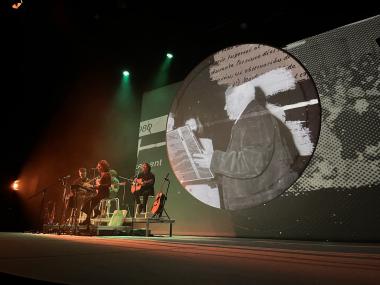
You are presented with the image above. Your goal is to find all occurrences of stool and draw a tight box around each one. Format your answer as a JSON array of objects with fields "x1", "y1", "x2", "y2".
[
  {"x1": 134, "y1": 195, "x2": 155, "y2": 218},
  {"x1": 99, "y1": 198, "x2": 120, "y2": 218}
]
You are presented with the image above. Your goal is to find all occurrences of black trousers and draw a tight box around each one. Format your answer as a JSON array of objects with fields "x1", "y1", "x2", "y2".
[
  {"x1": 133, "y1": 189, "x2": 152, "y2": 211},
  {"x1": 82, "y1": 192, "x2": 107, "y2": 219}
]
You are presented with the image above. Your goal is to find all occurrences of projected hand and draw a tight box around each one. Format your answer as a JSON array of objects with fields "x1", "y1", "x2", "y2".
[
  {"x1": 185, "y1": 118, "x2": 198, "y2": 132},
  {"x1": 185, "y1": 117, "x2": 204, "y2": 134}
]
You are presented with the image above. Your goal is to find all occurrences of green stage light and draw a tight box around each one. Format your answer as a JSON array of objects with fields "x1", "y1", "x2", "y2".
[
  {"x1": 151, "y1": 53, "x2": 174, "y2": 89},
  {"x1": 123, "y1": 70, "x2": 130, "y2": 77}
]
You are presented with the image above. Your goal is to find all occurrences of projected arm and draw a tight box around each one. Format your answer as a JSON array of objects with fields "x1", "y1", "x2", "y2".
[{"x1": 209, "y1": 114, "x2": 275, "y2": 179}]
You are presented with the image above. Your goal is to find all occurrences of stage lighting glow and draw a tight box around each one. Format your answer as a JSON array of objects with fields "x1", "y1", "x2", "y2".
[
  {"x1": 11, "y1": 180, "x2": 20, "y2": 191},
  {"x1": 123, "y1": 71, "x2": 130, "y2": 77},
  {"x1": 166, "y1": 53, "x2": 173, "y2": 59},
  {"x1": 12, "y1": 0, "x2": 23, "y2": 9}
]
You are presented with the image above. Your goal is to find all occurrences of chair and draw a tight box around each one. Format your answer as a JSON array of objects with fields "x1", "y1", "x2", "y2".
[
  {"x1": 134, "y1": 195, "x2": 155, "y2": 218},
  {"x1": 99, "y1": 197, "x2": 120, "y2": 218}
]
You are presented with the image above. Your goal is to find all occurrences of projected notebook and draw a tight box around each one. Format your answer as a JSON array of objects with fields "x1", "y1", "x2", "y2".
[{"x1": 166, "y1": 125, "x2": 214, "y2": 183}]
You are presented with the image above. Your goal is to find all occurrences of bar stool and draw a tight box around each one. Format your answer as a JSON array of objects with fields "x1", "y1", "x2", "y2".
[
  {"x1": 134, "y1": 195, "x2": 155, "y2": 218},
  {"x1": 99, "y1": 198, "x2": 120, "y2": 218}
]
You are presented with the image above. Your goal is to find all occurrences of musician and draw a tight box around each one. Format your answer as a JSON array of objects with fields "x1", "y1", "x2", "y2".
[
  {"x1": 80, "y1": 160, "x2": 112, "y2": 225},
  {"x1": 73, "y1": 167, "x2": 90, "y2": 185},
  {"x1": 133, "y1": 162, "x2": 155, "y2": 214},
  {"x1": 63, "y1": 167, "x2": 90, "y2": 223},
  {"x1": 72, "y1": 167, "x2": 91, "y2": 207},
  {"x1": 104, "y1": 169, "x2": 120, "y2": 214},
  {"x1": 109, "y1": 169, "x2": 120, "y2": 199}
]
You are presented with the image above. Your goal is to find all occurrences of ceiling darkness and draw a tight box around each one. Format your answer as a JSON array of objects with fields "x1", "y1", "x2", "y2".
[{"x1": 1, "y1": 0, "x2": 378, "y2": 187}]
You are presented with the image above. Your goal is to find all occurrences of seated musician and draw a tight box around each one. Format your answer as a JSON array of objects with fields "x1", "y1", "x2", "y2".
[
  {"x1": 109, "y1": 169, "x2": 120, "y2": 199},
  {"x1": 104, "y1": 169, "x2": 120, "y2": 214},
  {"x1": 80, "y1": 160, "x2": 112, "y2": 225},
  {"x1": 64, "y1": 167, "x2": 90, "y2": 222},
  {"x1": 133, "y1": 162, "x2": 155, "y2": 214}
]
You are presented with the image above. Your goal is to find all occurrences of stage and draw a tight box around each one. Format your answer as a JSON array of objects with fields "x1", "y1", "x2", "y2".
[
  {"x1": 42, "y1": 216, "x2": 175, "y2": 237},
  {"x1": 0, "y1": 232, "x2": 379, "y2": 284}
]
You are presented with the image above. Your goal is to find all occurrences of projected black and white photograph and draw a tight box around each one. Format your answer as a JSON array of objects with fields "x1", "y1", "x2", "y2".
[{"x1": 167, "y1": 44, "x2": 321, "y2": 210}]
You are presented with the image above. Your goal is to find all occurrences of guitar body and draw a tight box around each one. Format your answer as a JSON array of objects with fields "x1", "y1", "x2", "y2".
[
  {"x1": 110, "y1": 183, "x2": 119, "y2": 194},
  {"x1": 71, "y1": 183, "x2": 96, "y2": 194},
  {"x1": 151, "y1": 192, "x2": 166, "y2": 216},
  {"x1": 131, "y1": 178, "x2": 143, "y2": 193},
  {"x1": 82, "y1": 182, "x2": 95, "y2": 189}
]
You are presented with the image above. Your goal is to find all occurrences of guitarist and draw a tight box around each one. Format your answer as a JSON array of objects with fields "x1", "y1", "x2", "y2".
[
  {"x1": 62, "y1": 167, "x2": 90, "y2": 223},
  {"x1": 80, "y1": 160, "x2": 112, "y2": 225},
  {"x1": 109, "y1": 169, "x2": 120, "y2": 199},
  {"x1": 133, "y1": 162, "x2": 155, "y2": 214},
  {"x1": 107, "y1": 169, "x2": 120, "y2": 214}
]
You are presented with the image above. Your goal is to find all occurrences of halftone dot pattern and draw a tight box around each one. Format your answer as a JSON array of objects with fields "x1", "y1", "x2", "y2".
[{"x1": 285, "y1": 16, "x2": 380, "y2": 193}]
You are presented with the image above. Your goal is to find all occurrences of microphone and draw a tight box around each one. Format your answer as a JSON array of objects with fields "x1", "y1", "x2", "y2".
[
  {"x1": 58, "y1": 175, "x2": 71, "y2": 181},
  {"x1": 164, "y1": 173, "x2": 170, "y2": 181}
]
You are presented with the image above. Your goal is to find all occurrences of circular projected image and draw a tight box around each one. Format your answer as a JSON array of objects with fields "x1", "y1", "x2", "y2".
[{"x1": 166, "y1": 44, "x2": 321, "y2": 210}]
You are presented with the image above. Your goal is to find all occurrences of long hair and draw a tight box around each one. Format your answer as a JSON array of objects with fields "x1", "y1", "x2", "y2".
[
  {"x1": 97, "y1": 160, "x2": 110, "y2": 172},
  {"x1": 142, "y1": 162, "x2": 151, "y2": 172}
]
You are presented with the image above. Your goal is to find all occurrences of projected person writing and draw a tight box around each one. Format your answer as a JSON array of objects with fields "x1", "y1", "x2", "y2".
[
  {"x1": 166, "y1": 44, "x2": 321, "y2": 211},
  {"x1": 193, "y1": 83, "x2": 299, "y2": 210}
]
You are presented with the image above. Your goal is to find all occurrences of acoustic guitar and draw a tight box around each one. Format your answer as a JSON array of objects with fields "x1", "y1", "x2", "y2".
[
  {"x1": 130, "y1": 178, "x2": 143, "y2": 193},
  {"x1": 151, "y1": 192, "x2": 166, "y2": 216},
  {"x1": 71, "y1": 183, "x2": 96, "y2": 194}
]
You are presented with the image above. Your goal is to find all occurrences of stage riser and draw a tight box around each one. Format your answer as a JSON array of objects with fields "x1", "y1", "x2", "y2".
[{"x1": 43, "y1": 218, "x2": 174, "y2": 236}]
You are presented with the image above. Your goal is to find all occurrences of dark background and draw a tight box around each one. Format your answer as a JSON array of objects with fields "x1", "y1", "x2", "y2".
[{"x1": 1, "y1": 0, "x2": 378, "y2": 231}]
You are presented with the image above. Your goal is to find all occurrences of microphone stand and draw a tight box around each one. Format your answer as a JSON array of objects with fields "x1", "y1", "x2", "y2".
[
  {"x1": 91, "y1": 168, "x2": 97, "y2": 185},
  {"x1": 119, "y1": 173, "x2": 137, "y2": 234},
  {"x1": 57, "y1": 176, "x2": 71, "y2": 235},
  {"x1": 27, "y1": 179, "x2": 60, "y2": 233},
  {"x1": 38, "y1": 188, "x2": 48, "y2": 233},
  {"x1": 118, "y1": 175, "x2": 132, "y2": 217}
]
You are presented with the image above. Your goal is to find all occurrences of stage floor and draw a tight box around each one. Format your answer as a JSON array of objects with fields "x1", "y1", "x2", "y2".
[
  {"x1": 0, "y1": 232, "x2": 379, "y2": 284},
  {"x1": 42, "y1": 216, "x2": 176, "y2": 237}
]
